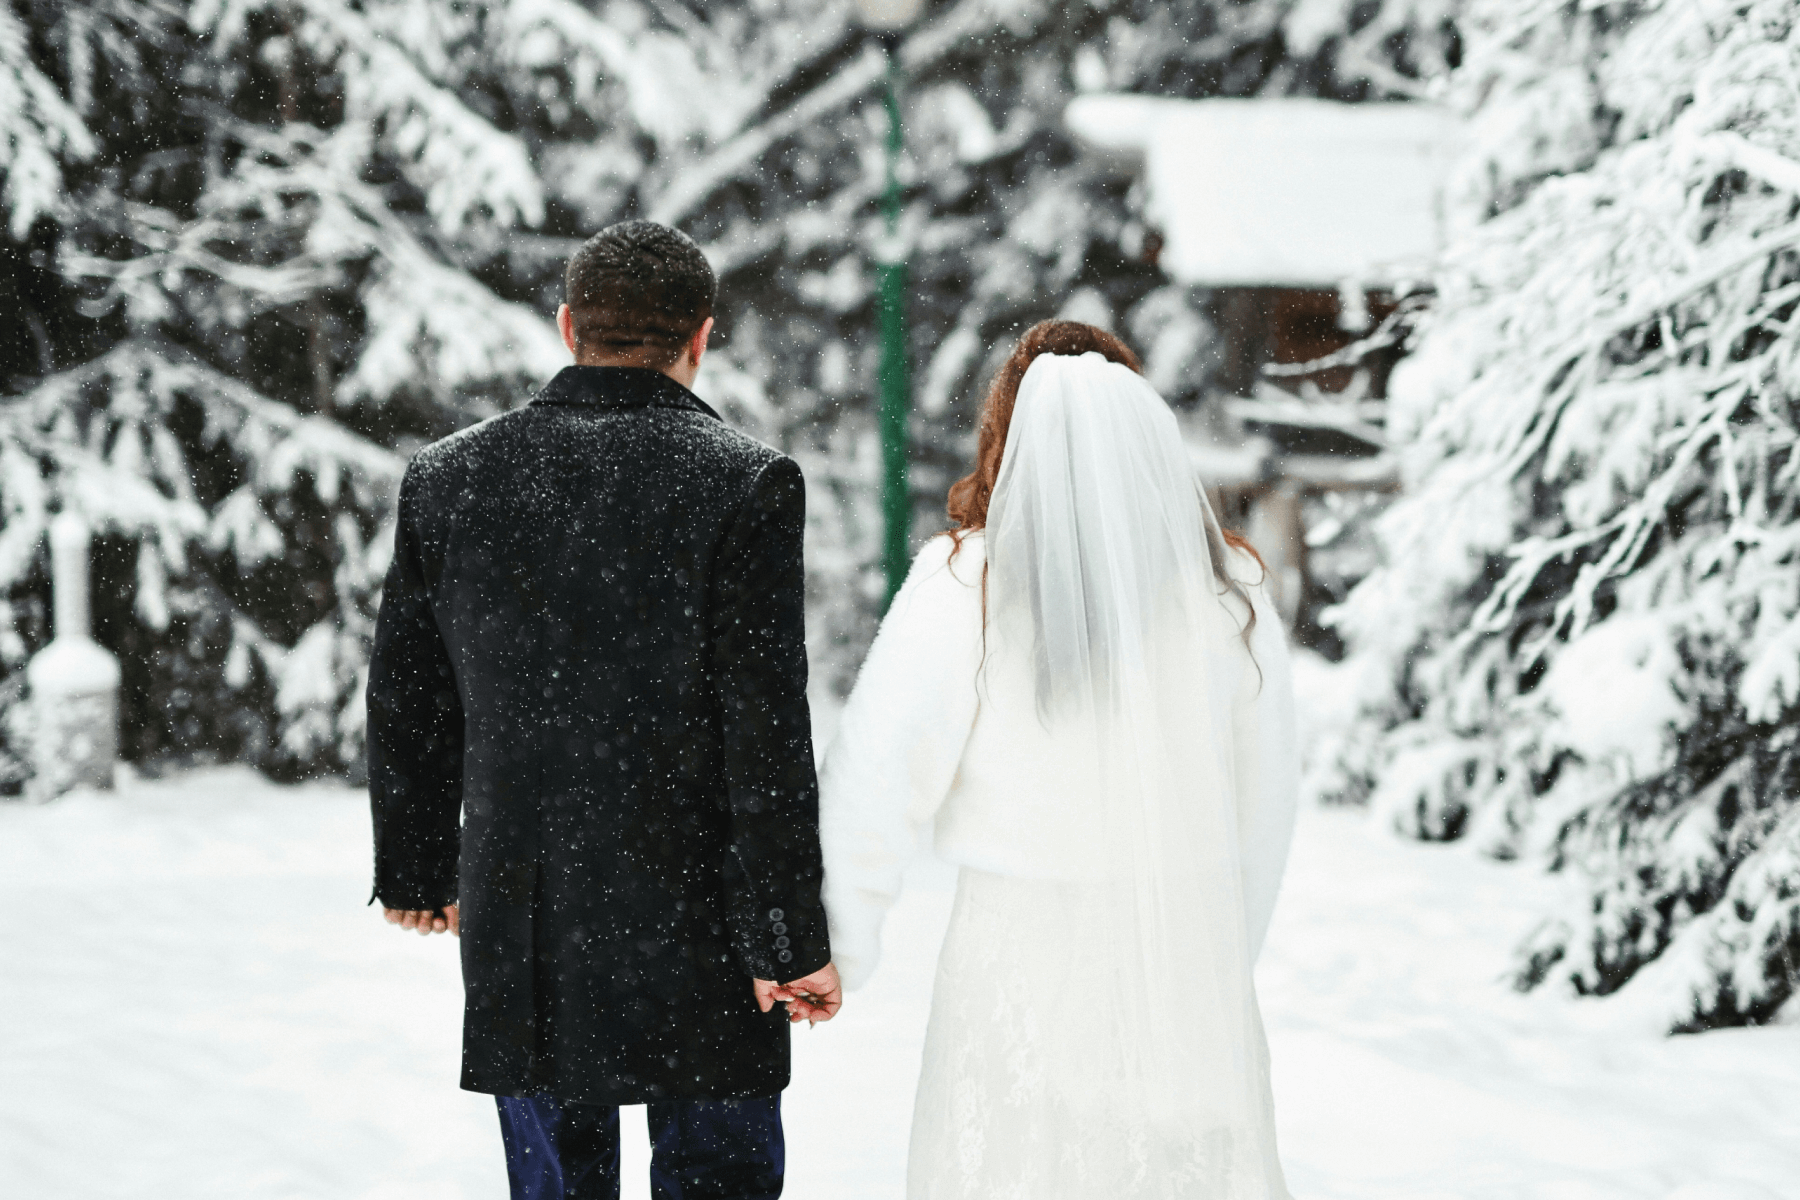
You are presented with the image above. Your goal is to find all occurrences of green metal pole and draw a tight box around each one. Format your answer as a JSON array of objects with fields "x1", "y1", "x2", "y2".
[{"x1": 876, "y1": 53, "x2": 911, "y2": 612}]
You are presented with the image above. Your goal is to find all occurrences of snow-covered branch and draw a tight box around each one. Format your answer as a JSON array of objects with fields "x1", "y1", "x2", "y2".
[
  {"x1": 648, "y1": 46, "x2": 888, "y2": 226},
  {"x1": 0, "y1": 5, "x2": 96, "y2": 236}
]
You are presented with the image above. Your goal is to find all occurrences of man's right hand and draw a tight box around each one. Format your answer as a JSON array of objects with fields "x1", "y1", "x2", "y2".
[
  {"x1": 384, "y1": 905, "x2": 459, "y2": 936},
  {"x1": 753, "y1": 962, "x2": 843, "y2": 1025}
]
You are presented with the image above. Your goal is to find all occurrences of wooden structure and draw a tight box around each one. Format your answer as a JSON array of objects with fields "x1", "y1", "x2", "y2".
[{"x1": 1066, "y1": 95, "x2": 1458, "y2": 627}]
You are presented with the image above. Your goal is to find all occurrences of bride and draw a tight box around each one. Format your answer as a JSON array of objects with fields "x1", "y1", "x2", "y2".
[{"x1": 817, "y1": 321, "x2": 1298, "y2": 1198}]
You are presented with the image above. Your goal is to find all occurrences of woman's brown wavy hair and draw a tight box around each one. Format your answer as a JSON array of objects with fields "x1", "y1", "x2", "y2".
[{"x1": 946, "y1": 319, "x2": 1265, "y2": 646}]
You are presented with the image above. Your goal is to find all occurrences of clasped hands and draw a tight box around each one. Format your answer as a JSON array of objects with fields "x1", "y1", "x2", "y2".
[
  {"x1": 754, "y1": 963, "x2": 843, "y2": 1026},
  {"x1": 384, "y1": 905, "x2": 842, "y2": 1025}
]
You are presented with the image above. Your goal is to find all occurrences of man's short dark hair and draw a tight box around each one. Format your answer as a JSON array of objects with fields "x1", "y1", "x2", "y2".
[{"x1": 565, "y1": 221, "x2": 717, "y2": 367}]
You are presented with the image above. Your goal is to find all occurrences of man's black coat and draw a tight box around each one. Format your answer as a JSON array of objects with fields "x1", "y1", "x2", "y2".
[{"x1": 367, "y1": 365, "x2": 830, "y2": 1106}]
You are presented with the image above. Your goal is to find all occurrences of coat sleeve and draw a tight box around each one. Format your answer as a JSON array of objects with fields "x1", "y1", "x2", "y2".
[
  {"x1": 367, "y1": 466, "x2": 465, "y2": 911},
  {"x1": 710, "y1": 455, "x2": 831, "y2": 983},
  {"x1": 1232, "y1": 576, "x2": 1300, "y2": 961},
  {"x1": 818, "y1": 535, "x2": 985, "y2": 990}
]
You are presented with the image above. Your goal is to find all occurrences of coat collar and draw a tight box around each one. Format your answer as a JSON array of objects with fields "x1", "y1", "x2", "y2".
[{"x1": 530, "y1": 366, "x2": 721, "y2": 421}]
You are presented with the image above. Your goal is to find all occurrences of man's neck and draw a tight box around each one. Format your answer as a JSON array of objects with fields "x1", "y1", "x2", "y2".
[{"x1": 575, "y1": 355, "x2": 699, "y2": 391}]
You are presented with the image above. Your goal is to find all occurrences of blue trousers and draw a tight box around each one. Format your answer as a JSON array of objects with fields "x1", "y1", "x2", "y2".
[{"x1": 495, "y1": 1093, "x2": 784, "y2": 1200}]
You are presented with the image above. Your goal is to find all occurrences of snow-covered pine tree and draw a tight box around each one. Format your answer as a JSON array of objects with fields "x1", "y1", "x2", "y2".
[
  {"x1": 1321, "y1": 0, "x2": 1800, "y2": 1030},
  {"x1": 1, "y1": 0, "x2": 1456, "y2": 786},
  {"x1": 0, "y1": 0, "x2": 561, "y2": 782}
]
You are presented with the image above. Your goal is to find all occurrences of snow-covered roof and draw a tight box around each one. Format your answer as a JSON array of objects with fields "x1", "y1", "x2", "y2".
[{"x1": 1066, "y1": 95, "x2": 1458, "y2": 288}]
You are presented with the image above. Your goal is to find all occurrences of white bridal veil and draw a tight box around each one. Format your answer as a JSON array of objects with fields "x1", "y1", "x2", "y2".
[{"x1": 983, "y1": 351, "x2": 1284, "y2": 1191}]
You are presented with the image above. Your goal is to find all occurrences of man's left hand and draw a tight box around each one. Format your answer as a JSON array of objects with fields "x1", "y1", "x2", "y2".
[{"x1": 754, "y1": 962, "x2": 842, "y2": 1026}]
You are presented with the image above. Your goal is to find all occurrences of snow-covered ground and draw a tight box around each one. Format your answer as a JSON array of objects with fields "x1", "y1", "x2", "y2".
[{"x1": 3, "y1": 765, "x2": 1796, "y2": 1200}]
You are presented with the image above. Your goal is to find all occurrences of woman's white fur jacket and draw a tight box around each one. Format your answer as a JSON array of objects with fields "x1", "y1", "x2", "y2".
[{"x1": 818, "y1": 531, "x2": 1300, "y2": 990}]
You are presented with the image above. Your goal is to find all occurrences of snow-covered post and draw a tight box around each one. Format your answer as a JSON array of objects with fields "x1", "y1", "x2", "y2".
[{"x1": 26, "y1": 514, "x2": 121, "y2": 793}]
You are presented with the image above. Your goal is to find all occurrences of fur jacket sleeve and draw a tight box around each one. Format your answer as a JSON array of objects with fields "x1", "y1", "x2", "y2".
[
  {"x1": 817, "y1": 534, "x2": 985, "y2": 990},
  {"x1": 1229, "y1": 557, "x2": 1301, "y2": 961}
]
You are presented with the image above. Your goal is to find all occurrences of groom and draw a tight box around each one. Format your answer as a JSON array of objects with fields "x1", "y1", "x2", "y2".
[{"x1": 367, "y1": 220, "x2": 840, "y2": 1200}]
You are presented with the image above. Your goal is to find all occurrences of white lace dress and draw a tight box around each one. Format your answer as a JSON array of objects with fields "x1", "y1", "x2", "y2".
[{"x1": 819, "y1": 532, "x2": 1299, "y2": 1199}]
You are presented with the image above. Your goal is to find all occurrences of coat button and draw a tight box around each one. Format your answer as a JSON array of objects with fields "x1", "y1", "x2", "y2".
[
  {"x1": 774, "y1": 936, "x2": 790, "y2": 949},
  {"x1": 777, "y1": 950, "x2": 793, "y2": 964},
  {"x1": 768, "y1": 908, "x2": 784, "y2": 922},
  {"x1": 772, "y1": 922, "x2": 787, "y2": 935}
]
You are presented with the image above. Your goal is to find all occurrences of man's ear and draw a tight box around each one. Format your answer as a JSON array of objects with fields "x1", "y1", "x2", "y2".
[
  {"x1": 688, "y1": 316, "x2": 715, "y2": 371},
  {"x1": 557, "y1": 304, "x2": 577, "y2": 357}
]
